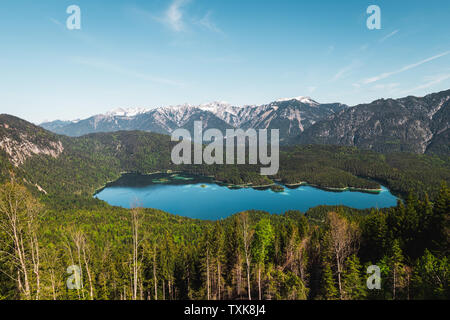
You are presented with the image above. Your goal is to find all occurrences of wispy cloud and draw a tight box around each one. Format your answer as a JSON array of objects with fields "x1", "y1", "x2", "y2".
[
  {"x1": 379, "y1": 29, "x2": 399, "y2": 43},
  {"x1": 130, "y1": 0, "x2": 190, "y2": 32},
  {"x1": 332, "y1": 61, "x2": 362, "y2": 82},
  {"x1": 70, "y1": 56, "x2": 184, "y2": 87},
  {"x1": 132, "y1": 1, "x2": 221, "y2": 35},
  {"x1": 49, "y1": 17, "x2": 63, "y2": 27},
  {"x1": 194, "y1": 11, "x2": 222, "y2": 34},
  {"x1": 359, "y1": 44, "x2": 369, "y2": 52},
  {"x1": 400, "y1": 73, "x2": 450, "y2": 95},
  {"x1": 165, "y1": 0, "x2": 188, "y2": 32},
  {"x1": 361, "y1": 51, "x2": 450, "y2": 85}
]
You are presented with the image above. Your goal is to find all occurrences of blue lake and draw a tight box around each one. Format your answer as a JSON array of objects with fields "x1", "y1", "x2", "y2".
[{"x1": 95, "y1": 173, "x2": 398, "y2": 220}]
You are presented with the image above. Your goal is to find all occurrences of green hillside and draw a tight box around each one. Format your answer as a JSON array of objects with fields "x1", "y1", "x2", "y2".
[{"x1": 0, "y1": 114, "x2": 448, "y2": 300}]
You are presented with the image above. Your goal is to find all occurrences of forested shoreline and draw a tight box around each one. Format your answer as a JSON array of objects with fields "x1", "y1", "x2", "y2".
[
  {"x1": 19, "y1": 132, "x2": 450, "y2": 201},
  {"x1": 1, "y1": 115, "x2": 449, "y2": 202},
  {"x1": 0, "y1": 180, "x2": 448, "y2": 300},
  {"x1": 0, "y1": 115, "x2": 449, "y2": 300}
]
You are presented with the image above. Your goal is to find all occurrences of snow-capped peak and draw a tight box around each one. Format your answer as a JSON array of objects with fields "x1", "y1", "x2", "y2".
[
  {"x1": 105, "y1": 107, "x2": 149, "y2": 117},
  {"x1": 163, "y1": 103, "x2": 194, "y2": 110},
  {"x1": 276, "y1": 96, "x2": 319, "y2": 106},
  {"x1": 198, "y1": 101, "x2": 235, "y2": 112},
  {"x1": 200, "y1": 100, "x2": 230, "y2": 108}
]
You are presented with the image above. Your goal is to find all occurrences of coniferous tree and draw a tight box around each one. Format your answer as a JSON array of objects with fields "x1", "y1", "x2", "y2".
[
  {"x1": 361, "y1": 209, "x2": 387, "y2": 262},
  {"x1": 412, "y1": 250, "x2": 449, "y2": 300},
  {"x1": 389, "y1": 239, "x2": 406, "y2": 300},
  {"x1": 239, "y1": 212, "x2": 254, "y2": 300},
  {"x1": 321, "y1": 261, "x2": 338, "y2": 300},
  {"x1": 342, "y1": 254, "x2": 367, "y2": 300},
  {"x1": 418, "y1": 193, "x2": 434, "y2": 253},
  {"x1": 252, "y1": 218, "x2": 274, "y2": 300},
  {"x1": 404, "y1": 192, "x2": 420, "y2": 258},
  {"x1": 210, "y1": 222, "x2": 225, "y2": 300},
  {"x1": 430, "y1": 182, "x2": 449, "y2": 254}
]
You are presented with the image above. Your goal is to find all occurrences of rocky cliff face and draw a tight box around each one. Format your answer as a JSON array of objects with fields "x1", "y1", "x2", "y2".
[
  {"x1": 239, "y1": 101, "x2": 346, "y2": 142},
  {"x1": 294, "y1": 89, "x2": 450, "y2": 155},
  {"x1": 0, "y1": 115, "x2": 64, "y2": 167}
]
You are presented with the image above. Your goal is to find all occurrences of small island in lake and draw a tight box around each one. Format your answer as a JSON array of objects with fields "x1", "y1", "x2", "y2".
[
  {"x1": 270, "y1": 185, "x2": 285, "y2": 192},
  {"x1": 152, "y1": 178, "x2": 170, "y2": 183}
]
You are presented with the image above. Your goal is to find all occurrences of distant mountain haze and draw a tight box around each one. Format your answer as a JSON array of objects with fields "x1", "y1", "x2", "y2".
[{"x1": 40, "y1": 97, "x2": 347, "y2": 142}]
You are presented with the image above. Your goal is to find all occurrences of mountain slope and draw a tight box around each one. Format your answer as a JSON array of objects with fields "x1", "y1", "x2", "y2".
[
  {"x1": 2, "y1": 114, "x2": 449, "y2": 201},
  {"x1": 40, "y1": 97, "x2": 347, "y2": 141},
  {"x1": 41, "y1": 89, "x2": 450, "y2": 155},
  {"x1": 0, "y1": 114, "x2": 64, "y2": 167},
  {"x1": 294, "y1": 89, "x2": 450, "y2": 154},
  {"x1": 239, "y1": 100, "x2": 346, "y2": 142}
]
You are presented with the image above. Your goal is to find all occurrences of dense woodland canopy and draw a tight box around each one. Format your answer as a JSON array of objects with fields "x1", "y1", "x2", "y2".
[
  {"x1": 0, "y1": 180, "x2": 448, "y2": 300},
  {"x1": 0, "y1": 114, "x2": 449, "y2": 300},
  {"x1": 11, "y1": 128, "x2": 450, "y2": 201}
]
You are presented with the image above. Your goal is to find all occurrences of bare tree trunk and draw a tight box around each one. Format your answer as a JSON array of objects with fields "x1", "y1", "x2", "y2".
[
  {"x1": 16, "y1": 227, "x2": 31, "y2": 299},
  {"x1": 28, "y1": 220, "x2": 40, "y2": 300},
  {"x1": 168, "y1": 279, "x2": 172, "y2": 300},
  {"x1": 164, "y1": 280, "x2": 166, "y2": 300},
  {"x1": 131, "y1": 208, "x2": 140, "y2": 300},
  {"x1": 258, "y1": 266, "x2": 262, "y2": 300},
  {"x1": 50, "y1": 269, "x2": 56, "y2": 300},
  {"x1": 7, "y1": 205, "x2": 32, "y2": 299},
  {"x1": 327, "y1": 212, "x2": 359, "y2": 301},
  {"x1": 336, "y1": 252, "x2": 342, "y2": 300},
  {"x1": 82, "y1": 243, "x2": 94, "y2": 300},
  {"x1": 71, "y1": 230, "x2": 88, "y2": 300},
  {"x1": 187, "y1": 267, "x2": 191, "y2": 299},
  {"x1": 241, "y1": 213, "x2": 253, "y2": 301},
  {"x1": 298, "y1": 248, "x2": 305, "y2": 282},
  {"x1": 33, "y1": 239, "x2": 40, "y2": 300},
  {"x1": 0, "y1": 181, "x2": 42, "y2": 300},
  {"x1": 65, "y1": 242, "x2": 81, "y2": 300},
  {"x1": 217, "y1": 262, "x2": 221, "y2": 300},
  {"x1": 246, "y1": 259, "x2": 251, "y2": 300},
  {"x1": 393, "y1": 267, "x2": 396, "y2": 300},
  {"x1": 153, "y1": 248, "x2": 158, "y2": 300},
  {"x1": 206, "y1": 247, "x2": 210, "y2": 300},
  {"x1": 236, "y1": 261, "x2": 241, "y2": 298}
]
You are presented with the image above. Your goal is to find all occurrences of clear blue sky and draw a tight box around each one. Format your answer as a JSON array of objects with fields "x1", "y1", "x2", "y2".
[{"x1": 1, "y1": 0, "x2": 450, "y2": 123}]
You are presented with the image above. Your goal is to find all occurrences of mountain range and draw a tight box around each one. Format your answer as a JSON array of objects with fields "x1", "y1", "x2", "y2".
[
  {"x1": 1, "y1": 113, "x2": 449, "y2": 201},
  {"x1": 40, "y1": 97, "x2": 347, "y2": 143},
  {"x1": 293, "y1": 89, "x2": 450, "y2": 154},
  {"x1": 40, "y1": 90, "x2": 450, "y2": 155}
]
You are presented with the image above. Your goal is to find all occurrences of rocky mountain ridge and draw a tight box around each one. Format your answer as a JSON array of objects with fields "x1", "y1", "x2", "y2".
[{"x1": 40, "y1": 97, "x2": 346, "y2": 142}]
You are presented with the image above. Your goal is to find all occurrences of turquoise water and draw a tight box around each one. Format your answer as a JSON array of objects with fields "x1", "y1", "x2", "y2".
[{"x1": 95, "y1": 173, "x2": 398, "y2": 220}]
